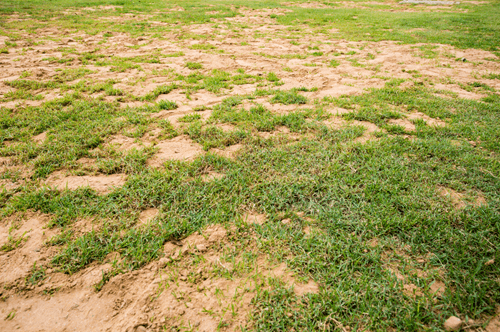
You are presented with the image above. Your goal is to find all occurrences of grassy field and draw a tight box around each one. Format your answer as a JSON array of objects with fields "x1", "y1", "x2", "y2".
[{"x1": 0, "y1": 0, "x2": 499, "y2": 331}]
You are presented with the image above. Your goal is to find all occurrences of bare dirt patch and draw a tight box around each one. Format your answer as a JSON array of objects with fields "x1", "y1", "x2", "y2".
[
  {"x1": 437, "y1": 186, "x2": 486, "y2": 209},
  {"x1": 147, "y1": 136, "x2": 204, "y2": 167},
  {"x1": 389, "y1": 118, "x2": 416, "y2": 131},
  {"x1": 0, "y1": 223, "x2": 319, "y2": 332},
  {"x1": 46, "y1": 171, "x2": 127, "y2": 194},
  {"x1": 486, "y1": 307, "x2": 500, "y2": 332},
  {"x1": 0, "y1": 212, "x2": 58, "y2": 286},
  {"x1": 407, "y1": 111, "x2": 447, "y2": 127},
  {"x1": 106, "y1": 134, "x2": 153, "y2": 151},
  {"x1": 283, "y1": 1, "x2": 331, "y2": 8},
  {"x1": 242, "y1": 212, "x2": 267, "y2": 225},
  {"x1": 212, "y1": 143, "x2": 243, "y2": 159},
  {"x1": 200, "y1": 171, "x2": 225, "y2": 182},
  {"x1": 383, "y1": 248, "x2": 446, "y2": 298},
  {"x1": 353, "y1": 120, "x2": 381, "y2": 143},
  {"x1": 71, "y1": 217, "x2": 100, "y2": 236},
  {"x1": 138, "y1": 208, "x2": 159, "y2": 225},
  {"x1": 32, "y1": 131, "x2": 47, "y2": 143}
]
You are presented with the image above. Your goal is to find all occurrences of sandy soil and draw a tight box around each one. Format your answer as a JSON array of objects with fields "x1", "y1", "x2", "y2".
[{"x1": 0, "y1": 220, "x2": 319, "y2": 332}]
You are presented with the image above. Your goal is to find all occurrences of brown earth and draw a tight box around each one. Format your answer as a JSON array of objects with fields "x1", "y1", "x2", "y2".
[{"x1": 0, "y1": 223, "x2": 319, "y2": 332}]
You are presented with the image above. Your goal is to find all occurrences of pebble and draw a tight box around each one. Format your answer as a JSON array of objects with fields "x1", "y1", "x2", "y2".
[
  {"x1": 135, "y1": 326, "x2": 148, "y2": 332},
  {"x1": 444, "y1": 316, "x2": 462, "y2": 331}
]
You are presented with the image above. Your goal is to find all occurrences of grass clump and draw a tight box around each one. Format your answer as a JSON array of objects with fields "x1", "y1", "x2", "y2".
[
  {"x1": 266, "y1": 72, "x2": 280, "y2": 82},
  {"x1": 329, "y1": 59, "x2": 340, "y2": 67},
  {"x1": 186, "y1": 122, "x2": 248, "y2": 150},
  {"x1": 189, "y1": 43, "x2": 216, "y2": 50},
  {"x1": 140, "y1": 84, "x2": 176, "y2": 102},
  {"x1": 271, "y1": 89, "x2": 308, "y2": 105},
  {"x1": 178, "y1": 113, "x2": 201, "y2": 123},
  {"x1": 157, "y1": 100, "x2": 178, "y2": 110},
  {"x1": 185, "y1": 61, "x2": 203, "y2": 70}
]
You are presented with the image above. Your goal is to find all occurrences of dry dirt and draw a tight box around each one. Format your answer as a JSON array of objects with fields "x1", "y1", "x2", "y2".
[
  {"x1": 0, "y1": 221, "x2": 319, "y2": 332},
  {"x1": 146, "y1": 136, "x2": 204, "y2": 167},
  {"x1": 46, "y1": 171, "x2": 127, "y2": 194}
]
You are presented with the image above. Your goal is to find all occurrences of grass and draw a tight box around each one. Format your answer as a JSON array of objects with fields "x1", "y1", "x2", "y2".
[
  {"x1": 270, "y1": 89, "x2": 308, "y2": 105},
  {"x1": 185, "y1": 61, "x2": 203, "y2": 70},
  {"x1": 0, "y1": 0, "x2": 499, "y2": 330},
  {"x1": 157, "y1": 100, "x2": 178, "y2": 110},
  {"x1": 178, "y1": 113, "x2": 202, "y2": 122}
]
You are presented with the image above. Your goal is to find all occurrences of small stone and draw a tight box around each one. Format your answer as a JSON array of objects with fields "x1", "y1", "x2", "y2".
[
  {"x1": 444, "y1": 316, "x2": 462, "y2": 331},
  {"x1": 135, "y1": 326, "x2": 148, "y2": 332},
  {"x1": 485, "y1": 259, "x2": 494, "y2": 266},
  {"x1": 46, "y1": 269, "x2": 53, "y2": 274}
]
